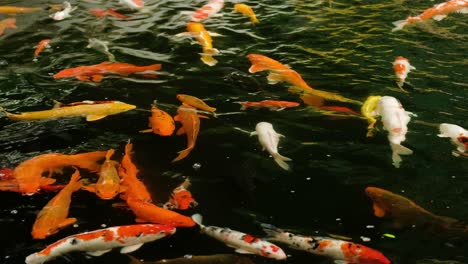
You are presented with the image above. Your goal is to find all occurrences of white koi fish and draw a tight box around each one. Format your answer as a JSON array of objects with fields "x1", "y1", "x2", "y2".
[
  {"x1": 120, "y1": 0, "x2": 145, "y2": 10},
  {"x1": 191, "y1": 214, "x2": 287, "y2": 260},
  {"x1": 25, "y1": 224, "x2": 176, "y2": 264},
  {"x1": 372, "y1": 96, "x2": 415, "y2": 168},
  {"x1": 50, "y1": 1, "x2": 76, "y2": 21},
  {"x1": 250, "y1": 122, "x2": 291, "y2": 171},
  {"x1": 438, "y1": 123, "x2": 467, "y2": 156}
]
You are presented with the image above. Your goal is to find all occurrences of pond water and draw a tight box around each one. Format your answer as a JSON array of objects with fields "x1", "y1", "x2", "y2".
[{"x1": 0, "y1": 0, "x2": 467, "y2": 264}]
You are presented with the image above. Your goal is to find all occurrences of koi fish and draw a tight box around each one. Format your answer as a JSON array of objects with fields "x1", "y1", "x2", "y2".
[
  {"x1": 118, "y1": 143, "x2": 152, "y2": 202},
  {"x1": 192, "y1": 214, "x2": 286, "y2": 260},
  {"x1": 90, "y1": 8, "x2": 130, "y2": 20},
  {"x1": 53, "y1": 62, "x2": 162, "y2": 82},
  {"x1": 177, "y1": 94, "x2": 216, "y2": 113},
  {"x1": 25, "y1": 224, "x2": 176, "y2": 264},
  {"x1": 438, "y1": 123, "x2": 467, "y2": 156},
  {"x1": 83, "y1": 149, "x2": 123, "y2": 200},
  {"x1": 139, "y1": 105, "x2": 175, "y2": 136},
  {"x1": 318, "y1": 106, "x2": 361, "y2": 116},
  {"x1": 183, "y1": 22, "x2": 220, "y2": 66},
  {"x1": 33, "y1": 39, "x2": 51, "y2": 62},
  {"x1": 0, "y1": 6, "x2": 42, "y2": 14},
  {"x1": 13, "y1": 150, "x2": 107, "y2": 195},
  {"x1": 172, "y1": 105, "x2": 206, "y2": 162},
  {"x1": 261, "y1": 223, "x2": 390, "y2": 264},
  {"x1": 233, "y1": 4, "x2": 259, "y2": 25},
  {"x1": 1, "y1": 100, "x2": 136, "y2": 122},
  {"x1": 0, "y1": 18, "x2": 16, "y2": 36},
  {"x1": 120, "y1": 0, "x2": 145, "y2": 10},
  {"x1": 372, "y1": 96, "x2": 414, "y2": 168},
  {"x1": 50, "y1": 1, "x2": 76, "y2": 21},
  {"x1": 128, "y1": 253, "x2": 256, "y2": 264},
  {"x1": 393, "y1": 56, "x2": 415, "y2": 90},
  {"x1": 250, "y1": 122, "x2": 291, "y2": 171},
  {"x1": 392, "y1": 0, "x2": 468, "y2": 31},
  {"x1": 237, "y1": 100, "x2": 299, "y2": 111},
  {"x1": 361, "y1": 95, "x2": 382, "y2": 137},
  {"x1": 191, "y1": 0, "x2": 224, "y2": 22},
  {"x1": 87, "y1": 38, "x2": 116, "y2": 62},
  {"x1": 126, "y1": 198, "x2": 196, "y2": 227},
  {"x1": 163, "y1": 178, "x2": 198, "y2": 210},
  {"x1": 32, "y1": 169, "x2": 82, "y2": 239}
]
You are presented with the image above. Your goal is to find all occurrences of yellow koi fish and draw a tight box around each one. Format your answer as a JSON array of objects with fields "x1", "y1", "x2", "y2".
[
  {"x1": 233, "y1": 4, "x2": 259, "y2": 25},
  {"x1": 176, "y1": 94, "x2": 216, "y2": 113},
  {"x1": 186, "y1": 22, "x2": 219, "y2": 66},
  {"x1": 0, "y1": 6, "x2": 42, "y2": 14},
  {"x1": 361, "y1": 95, "x2": 381, "y2": 137}
]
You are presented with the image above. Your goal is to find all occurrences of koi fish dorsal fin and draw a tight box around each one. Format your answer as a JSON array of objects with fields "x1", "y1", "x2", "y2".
[
  {"x1": 373, "y1": 203, "x2": 386, "y2": 217},
  {"x1": 86, "y1": 114, "x2": 108, "y2": 121}
]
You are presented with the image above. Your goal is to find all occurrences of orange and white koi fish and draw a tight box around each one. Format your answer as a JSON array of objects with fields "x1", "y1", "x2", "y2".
[
  {"x1": 31, "y1": 169, "x2": 82, "y2": 239},
  {"x1": 172, "y1": 105, "x2": 206, "y2": 162},
  {"x1": 139, "y1": 105, "x2": 175, "y2": 136},
  {"x1": 0, "y1": 6, "x2": 42, "y2": 14},
  {"x1": 13, "y1": 150, "x2": 107, "y2": 195},
  {"x1": 83, "y1": 149, "x2": 123, "y2": 200},
  {"x1": 392, "y1": 0, "x2": 468, "y2": 31},
  {"x1": 33, "y1": 39, "x2": 51, "y2": 62},
  {"x1": 438, "y1": 123, "x2": 467, "y2": 156},
  {"x1": 50, "y1": 1, "x2": 76, "y2": 21},
  {"x1": 233, "y1": 4, "x2": 259, "y2": 25},
  {"x1": 261, "y1": 223, "x2": 390, "y2": 264},
  {"x1": 177, "y1": 94, "x2": 216, "y2": 113},
  {"x1": 372, "y1": 96, "x2": 415, "y2": 168},
  {"x1": 393, "y1": 56, "x2": 415, "y2": 90},
  {"x1": 183, "y1": 22, "x2": 219, "y2": 66},
  {"x1": 118, "y1": 143, "x2": 152, "y2": 202},
  {"x1": 1, "y1": 100, "x2": 136, "y2": 122},
  {"x1": 90, "y1": 8, "x2": 130, "y2": 19},
  {"x1": 191, "y1": 0, "x2": 224, "y2": 22},
  {"x1": 192, "y1": 214, "x2": 286, "y2": 260},
  {"x1": 54, "y1": 62, "x2": 162, "y2": 82},
  {"x1": 250, "y1": 122, "x2": 291, "y2": 171},
  {"x1": 0, "y1": 18, "x2": 16, "y2": 35},
  {"x1": 163, "y1": 178, "x2": 198, "y2": 210},
  {"x1": 126, "y1": 198, "x2": 196, "y2": 227},
  {"x1": 120, "y1": 0, "x2": 145, "y2": 10},
  {"x1": 361, "y1": 95, "x2": 382, "y2": 137},
  {"x1": 237, "y1": 100, "x2": 299, "y2": 111},
  {"x1": 25, "y1": 224, "x2": 176, "y2": 264}
]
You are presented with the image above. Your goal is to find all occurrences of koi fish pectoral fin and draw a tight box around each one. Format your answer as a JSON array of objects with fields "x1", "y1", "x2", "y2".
[
  {"x1": 432, "y1": 15, "x2": 447, "y2": 21},
  {"x1": 267, "y1": 73, "x2": 283, "y2": 84},
  {"x1": 120, "y1": 243, "x2": 144, "y2": 254},
  {"x1": 58, "y1": 217, "x2": 77, "y2": 229},
  {"x1": 372, "y1": 203, "x2": 386, "y2": 217},
  {"x1": 87, "y1": 249, "x2": 112, "y2": 257},
  {"x1": 176, "y1": 127, "x2": 186, "y2": 135},
  {"x1": 86, "y1": 114, "x2": 108, "y2": 121},
  {"x1": 234, "y1": 248, "x2": 254, "y2": 254}
]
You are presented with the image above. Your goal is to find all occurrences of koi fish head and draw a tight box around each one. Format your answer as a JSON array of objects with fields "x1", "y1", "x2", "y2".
[
  {"x1": 260, "y1": 243, "x2": 287, "y2": 260},
  {"x1": 150, "y1": 106, "x2": 175, "y2": 136},
  {"x1": 172, "y1": 189, "x2": 198, "y2": 210}
]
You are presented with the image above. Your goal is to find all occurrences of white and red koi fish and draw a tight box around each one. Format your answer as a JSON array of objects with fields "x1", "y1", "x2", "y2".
[
  {"x1": 192, "y1": 214, "x2": 287, "y2": 260},
  {"x1": 50, "y1": 1, "x2": 76, "y2": 21},
  {"x1": 25, "y1": 224, "x2": 176, "y2": 264},
  {"x1": 372, "y1": 96, "x2": 415, "y2": 168},
  {"x1": 191, "y1": 0, "x2": 224, "y2": 22},
  {"x1": 392, "y1": 0, "x2": 468, "y2": 31},
  {"x1": 438, "y1": 123, "x2": 467, "y2": 156},
  {"x1": 250, "y1": 122, "x2": 291, "y2": 171},
  {"x1": 261, "y1": 223, "x2": 391, "y2": 264},
  {"x1": 120, "y1": 0, "x2": 144, "y2": 10},
  {"x1": 393, "y1": 56, "x2": 415, "y2": 90}
]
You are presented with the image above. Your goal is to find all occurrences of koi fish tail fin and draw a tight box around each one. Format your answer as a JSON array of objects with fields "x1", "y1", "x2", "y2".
[
  {"x1": 172, "y1": 147, "x2": 194, "y2": 162},
  {"x1": 105, "y1": 149, "x2": 115, "y2": 161},
  {"x1": 68, "y1": 168, "x2": 83, "y2": 191},
  {"x1": 260, "y1": 223, "x2": 283, "y2": 241},
  {"x1": 71, "y1": 151, "x2": 107, "y2": 172},
  {"x1": 272, "y1": 153, "x2": 292, "y2": 171},
  {"x1": 146, "y1": 64, "x2": 162, "y2": 71},
  {"x1": 201, "y1": 48, "x2": 219, "y2": 67},
  {"x1": 391, "y1": 19, "x2": 408, "y2": 32},
  {"x1": 390, "y1": 143, "x2": 412, "y2": 168},
  {"x1": 191, "y1": 213, "x2": 205, "y2": 228}
]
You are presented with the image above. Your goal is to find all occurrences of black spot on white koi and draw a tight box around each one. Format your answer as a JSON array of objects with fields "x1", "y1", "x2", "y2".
[{"x1": 70, "y1": 238, "x2": 78, "y2": 245}]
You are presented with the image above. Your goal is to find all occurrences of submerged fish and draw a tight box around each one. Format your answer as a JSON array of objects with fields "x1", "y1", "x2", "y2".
[
  {"x1": 0, "y1": 18, "x2": 16, "y2": 36},
  {"x1": 361, "y1": 95, "x2": 382, "y2": 137},
  {"x1": 87, "y1": 38, "x2": 116, "y2": 62},
  {"x1": 233, "y1": 4, "x2": 259, "y2": 25},
  {"x1": 50, "y1": 1, "x2": 76, "y2": 21},
  {"x1": 185, "y1": 22, "x2": 220, "y2": 66},
  {"x1": 90, "y1": 8, "x2": 130, "y2": 20},
  {"x1": 33, "y1": 39, "x2": 51, "y2": 62},
  {"x1": 237, "y1": 100, "x2": 299, "y2": 111},
  {"x1": 250, "y1": 122, "x2": 291, "y2": 171}
]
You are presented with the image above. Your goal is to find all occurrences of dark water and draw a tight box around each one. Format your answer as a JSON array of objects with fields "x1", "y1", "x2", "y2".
[{"x1": 0, "y1": 0, "x2": 467, "y2": 263}]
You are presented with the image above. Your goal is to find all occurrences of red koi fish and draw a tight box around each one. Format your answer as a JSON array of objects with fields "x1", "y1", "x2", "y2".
[
  {"x1": 53, "y1": 62, "x2": 162, "y2": 82},
  {"x1": 172, "y1": 105, "x2": 207, "y2": 162},
  {"x1": 90, "y1": 8, "x2": 130, "y2": 19},
  {"x1": 237, "y1": 100, "x2": 300, "y2": 111},
  {"x1": 139, "y1": 105, "x2": 175, "y2": 136},
  {"x1": 31, "y1": 169, "x2": 82, "y2": 239},
  {"x1": 261, "y1": 223, "x2": 390, "y2": 264},
  {"x1": 191, "y1": 0, "x2": 224, "y2": 22},
  {"x1": 393, "y1": 56, "x2": 415, "y2": 89},
  {"x1": 25, "y1": 224, "x2": 176, "y2": 264},
  {"x1": 0, "y1": 18, "x2": 16, "y2": 36},
  {"x1": 118, "y1": 143, "x2": 152, "y2": 202},
  {"x1": 163, "y1": 178, "x2": 198, "y2": 210},
  {"x1": 392, "y1": 0, "x2": 468, "y2": 31},
  {"x1": 33, "y1": 39, "x2": 51, "y2": 62}
]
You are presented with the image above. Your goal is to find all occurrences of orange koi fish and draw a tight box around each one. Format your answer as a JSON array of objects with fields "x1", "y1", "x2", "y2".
[
  {"x1": 139, "y1": 105, "x2": 175, "y2": 136},
  {"x1": 83, "y1": 149, "x2": 123, "y2": 200},
  {"x1": 90, "y1": 8, "x2": 130, "y2": 19},
  {"x1": 53, "y1": 62, "x2": 162, "y2": 82},
  {"x1": 176, "y1": 94, "x2": 216, "y2": 113},
  {"x1": 318, "y1": 106, "x2": 361, "y2": 116},
  {"x1": 163, "y1": 178, "x2": 198, "y2": 210},
  {"x1": 0, "y1": 18, "x2": 16, "y2": 35},
  {"x1": 0, "y1": 6, "x2": 42, "y2": 14},
  {"x1": 31, "y1": 169, "x2": 82, "y2": 239},
  {"x1": 237, "y1": 100, "x2": 299, "y2": 111},
  {"x1": 33, "y1": 39, "x2": 51, "y2": 62},
  {"x1": 172, "y1": 105, "x2": 206, "y2": 162},
  {"x1": 126, "y1": 198, "x2": 196, "y2": 227},
  {"x1": 1, "y1": 100, "x2": 136, "y2": 122},
  {"x1": 191, "y1": 0, "x2": 224, "y2": 22},
  {"x1": 185, "y1": 22, "x2": 219, "y2": 66},
  {"x1": 393, "y1": 56, "x2": 415, "y2": 90},
  {"x1": 25, "y1": 224, "x2": 176, "y2": 264},
  {"x1": 233, "y1": 4, "x2": 259, "y2": 25},
  {"x1": 392, "y1": 0, "x2": 468, "y2": 31},
  {"x1": 13, "y1": 150, "x2": 107, "y2": 195},
  {"x1": 118, "y1": 143, "x2": 152, "y2": 202}
]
